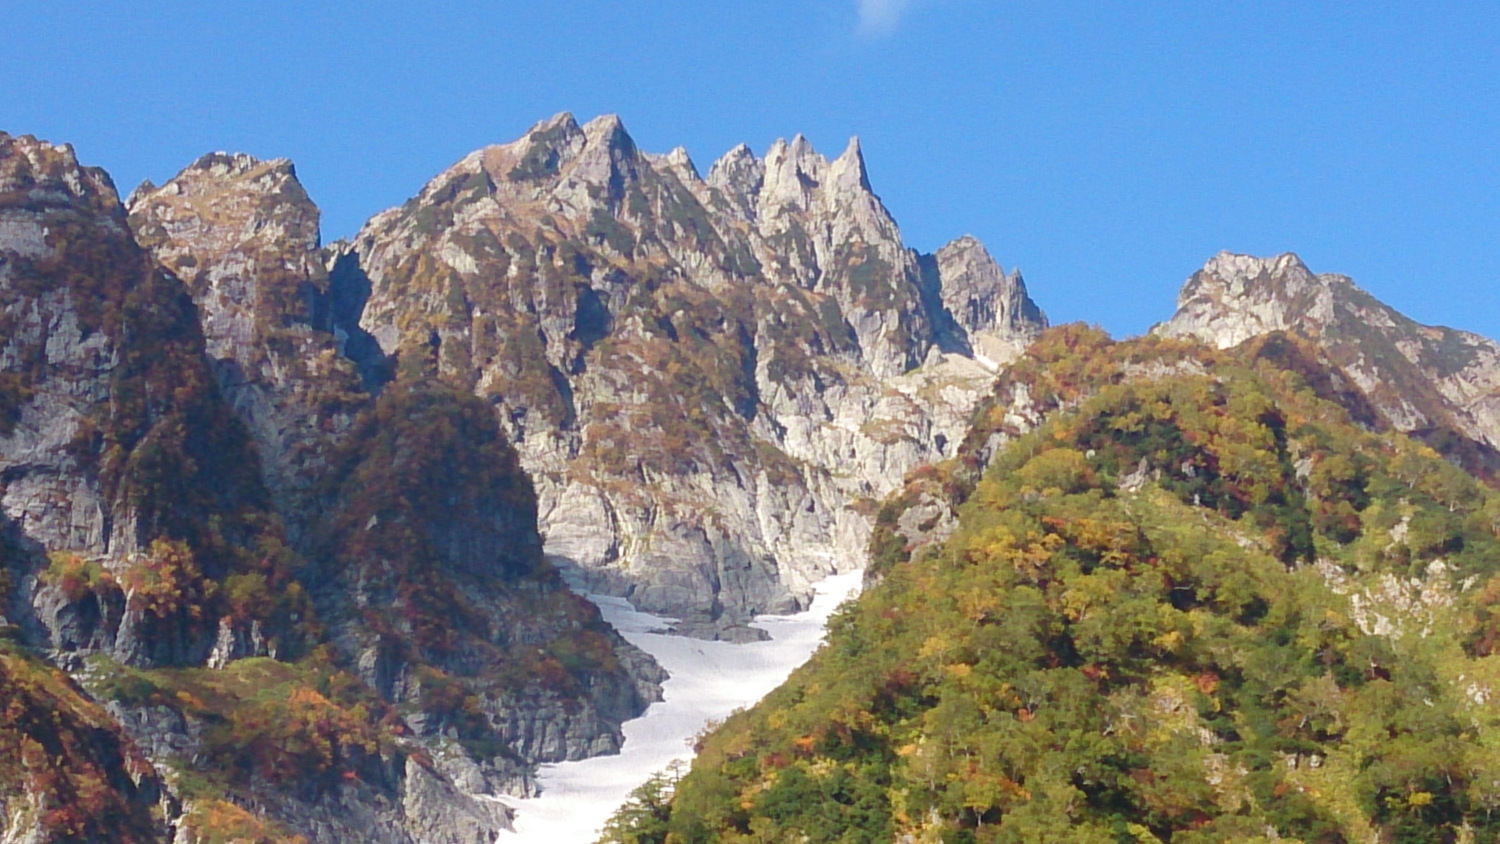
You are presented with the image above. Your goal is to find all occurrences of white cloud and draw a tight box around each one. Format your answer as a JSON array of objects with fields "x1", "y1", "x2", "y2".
[{"x1": 856, "y1": 0, "x2": 917, "y2": 35}]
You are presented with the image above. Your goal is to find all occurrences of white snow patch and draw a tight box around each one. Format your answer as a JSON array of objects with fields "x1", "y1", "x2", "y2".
[{"x1": 495, "y1": 571, "x2": 863, "y2": 843}]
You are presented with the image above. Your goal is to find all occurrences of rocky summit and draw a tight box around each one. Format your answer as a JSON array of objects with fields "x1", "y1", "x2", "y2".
[
  {"x1": 0, "y1": 117, "x2": 1043, "y2": 844},
  {"x1": 1159, "y1": 251, "x2": 1500, "y2": 480},
  {"x1": 339, "y1": 112, "x2": 1046, "y2": 638}
]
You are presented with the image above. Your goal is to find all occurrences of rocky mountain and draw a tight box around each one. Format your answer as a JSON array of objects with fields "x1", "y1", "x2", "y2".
[
  {"x1": 0, "y1": 112, "x2": 1044, "y2": 842},
  {"x1": 125, "y1": 152, "x2": 370, "y2": 529},
  {"x1": 617, "y1": 325, "x2": 1500, "y2": 843},
  {"x1": 1159, "y1": 251, "x2": 1500, "y2": 480},
  {"x1": 338, "y1": 112, "x2": 1046, "y2": 638},
  {"x1": 0, "y1": 132, "x2": 283, "y2": 669},
  {"x1": 0, "y1": 132, "x2": 664, "y2": 843},
  {"x1": 25, "y1": 108, "x2": 1499, "y2": 844}
]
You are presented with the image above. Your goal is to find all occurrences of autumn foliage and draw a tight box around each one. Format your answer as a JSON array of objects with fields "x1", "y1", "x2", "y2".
[{"x1": 613, "y1": 330, "x2": 1500, "y2": 843}]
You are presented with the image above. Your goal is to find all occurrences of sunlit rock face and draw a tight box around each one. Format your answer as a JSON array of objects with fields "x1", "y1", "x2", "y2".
[
  {"x1": 0, "y1": 132, "x2": 290, "y2": 670},
  {"x1": 1159, "y1": 251, "x2": 1500, "y2": 479},
  {"x1": 341, "y1": 113, "x2": 1047, "y2": 638}
]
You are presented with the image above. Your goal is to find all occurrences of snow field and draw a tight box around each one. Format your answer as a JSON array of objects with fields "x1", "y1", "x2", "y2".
[{"x1": 495, "y1": 571, "x2": 864, "y2": 843}]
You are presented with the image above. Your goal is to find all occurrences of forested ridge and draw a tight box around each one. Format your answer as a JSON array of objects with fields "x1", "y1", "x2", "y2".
[{"x1": 604, "y1": 328, "x2": 1500, "y2": 843}]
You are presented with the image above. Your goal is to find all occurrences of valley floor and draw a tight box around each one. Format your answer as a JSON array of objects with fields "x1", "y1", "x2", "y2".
[{"x1": 494, "y1": 571, "x2": 864, "y2": 843}]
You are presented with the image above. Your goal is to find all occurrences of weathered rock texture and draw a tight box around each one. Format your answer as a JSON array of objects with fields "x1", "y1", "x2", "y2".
[
  {"x1": 0, "y1": 133, "x2": 663, "y2": 843},
  {"x1": 341, "y1": 113, "x2": 1047, "y2": 637},
  {"x1": 1158, "y1": 251, "x2": 1500, "y2": 479},
  {"x1": 0, "y1": 132, "x2": 282, "y2": 670},
  {"x1": 126, "y1": 154, "x2": 368, "y2": 530},
  {"x1": 304, "y1": 379, "x2": 664, "y2": 786}
]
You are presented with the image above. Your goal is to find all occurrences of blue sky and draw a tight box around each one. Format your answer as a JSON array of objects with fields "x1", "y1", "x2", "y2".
[{"x1": 4, "y1": 1, "x2": 1498, "y2": 338}]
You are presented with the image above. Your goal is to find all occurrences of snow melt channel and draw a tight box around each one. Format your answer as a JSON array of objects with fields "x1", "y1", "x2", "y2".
[{"x1": 495, "y1": 570, "x2": 863, "y2": 843}]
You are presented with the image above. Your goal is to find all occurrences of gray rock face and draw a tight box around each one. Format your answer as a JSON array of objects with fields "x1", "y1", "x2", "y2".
[
  {"x1": 0, "y1": 133, "x2": 271, "y2": 670},
  {"x1": 927, "y1": 235, "x2": 1047, "y2": 361},
  {"x1": 342, "y1": 113, "x2": 1048, "y2": 636},
  {"x1": 0, "y1": 132, "x2": 664, "y2": 844},
  {"x1": 0, "y1": 134, "x2": 133, "y2": 562},
  {"x1": 123, "y1": 150, "x2": 662, "y2": 784},
  {"x1": 126, "y1": 153, "x2": 367, "y2": 532},
  {"x1": 1158, "y1": 251, "x2": 1500, "y2": 474}
]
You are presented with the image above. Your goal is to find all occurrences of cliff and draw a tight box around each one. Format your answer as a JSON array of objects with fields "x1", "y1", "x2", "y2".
[
  {"x1": 340, "y1": 113, "x2": 1046, "y2": 638},
  {"x1": 0, "y1": 132, "x2": 664, "y2": 843}
]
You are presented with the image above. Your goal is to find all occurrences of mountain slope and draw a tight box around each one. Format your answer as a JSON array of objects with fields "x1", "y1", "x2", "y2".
[
  {"x1": 126, "y1": 152, "x2": 369, "y2": 527},
  {"x1": 1159, "y1": 252, "x2": 1500, "y2": 481},
  {"x1": 339, "y1": 113, "x2": 1046, "y2": 637},
  {"x1": 0, "y1": 132, "x2": 301, "y2": 670},
  {"x1": 623, "y1": 329, "x2": 1500, "y2": 843}
]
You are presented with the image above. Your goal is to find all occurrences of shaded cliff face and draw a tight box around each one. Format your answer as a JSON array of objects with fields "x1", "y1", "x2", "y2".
[
  {"x1": 1159, "y1": 251, "x2": 1500, "y2": 480},
  {"x1": 0, "y1": 133, "x2": 664, "y2": 843},
  {"x1": 343, "y1": 113, "x2": 1046, "y2": 637},
  {"x1": 308, "y1": 380, "x2": 663, "y2": 775},
  {"x1": 0, "y1": 133, "x2": 300, "y2": 669},
  {"x1": 624, "y1": 331, "x2": 1500, "y2": 844}
]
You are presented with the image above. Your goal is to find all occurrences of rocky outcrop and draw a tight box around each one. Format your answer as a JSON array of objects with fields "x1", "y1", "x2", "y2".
[
  {"x1": 1158, "y1": 251, "x2": 1500, "y2": 478},
  {"x1": 100, "y1": 696, "x2": 511, "y2": 844},
  {"x1": 0, "y1": 131, "x2": 665, "y2": 843},
  {"x1": 341, "y1": 113, "x2": 1047, "y2": 636},
  {"x1": 119, "y1": 146, "x2": 664, "y2": 788},
  {"x1": 307, "y1": 380, "x2": 663, "y2": 788},
  {"x1": 0, "y1": 133, "x2": 288, "y2": 669},
  {"x1": 0, "y1": 133, "x2": 149, "y2": 562},
  {"x1": 126, "y1": 153, "x2": 368, "y2": 533}
]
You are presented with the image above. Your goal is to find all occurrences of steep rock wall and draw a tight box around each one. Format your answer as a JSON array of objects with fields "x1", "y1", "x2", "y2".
[{"x1": 342, "y1": 114, "x2": 1047, "y2": 637}]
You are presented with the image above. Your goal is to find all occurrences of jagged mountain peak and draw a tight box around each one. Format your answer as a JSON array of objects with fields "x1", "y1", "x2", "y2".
[
  {"x1": 0, "y1": 131, "x2": 123, "y2": 220},
  {"x1": 1184, "y1": 250, "x2": 1336, "y2": 307},
  {"x1": 828, "y1": 135, "x2": 872, "y2": 194},
  {"x1": 532, "y1": 109, "x2": 583, "y2": 137},
  {"x1": 186, "y1": 150, "x2": 295, "y2": 179},
  {"x1": 581, "y1": 112, "x2": 630, "y2": 145},
  {"x1": 1163, "y1": 250, "x2": 1373, "y2": 350},
  {"x1": 937, "y1": 232, "x2": 987, "y2": 257},
  {"x1": 940, "y1": 233, "x2": 985, "y2": 253},
  {"x1": 127, "y1": 147, "x2": 321, "y2": 263},
  {"x1": 759, "y1": 133, "x2": 875, "y2": 205},
  {"x1": 129, "y1": 149, "x2": 315, "y2": 219},
  {"x1": 1201, "y1": 248, "x2": 1309, "y2": 279},
  {"x1": 341, "y1": 112, "x2": 1052, "y2": 635},
  {"x1": 705, "y1": 142, "x2": 763, "y2": 206},
  {"x1": 651, "y1": 145, "x2": 699, "y2": 181},
  {"x1": 123, "y1": 150, "x2": 305, "y2": 219},
  {"x1": 929, "y1": 232, "x2": 1047, "y2": 360}
]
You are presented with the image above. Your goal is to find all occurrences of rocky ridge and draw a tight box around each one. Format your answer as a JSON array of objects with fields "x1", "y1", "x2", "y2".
[
  {"x1": 340, "y1": 113, "x2": 1047, "y2": 637},
  {"x1": 126, "y1": 152, "x2": 369, "y2": 528},
  {"x1": 0, "y1": 132, "x2": 279, "y2": 669},
  {"x1": 1158, "y1": 251, "x2": 1500, "y2": 479},
  {"x1": 0, "y1": 132, "x2": 663, "y2": 844}
]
